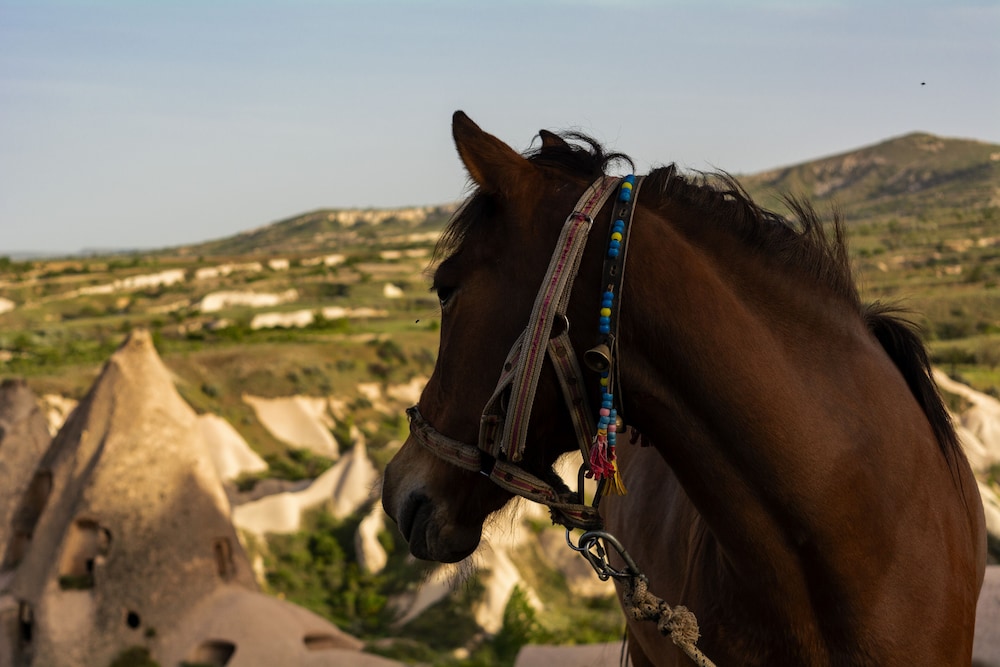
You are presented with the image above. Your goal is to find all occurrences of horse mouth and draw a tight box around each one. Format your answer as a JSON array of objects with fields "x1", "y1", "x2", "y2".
[{"x1": 396, "y1": 492, "x2": 479, "y2": 563}]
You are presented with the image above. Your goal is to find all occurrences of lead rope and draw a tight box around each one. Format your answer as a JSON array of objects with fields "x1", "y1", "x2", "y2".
[{"x1": 567, "y1": 529, "x2": 718, "y2": 667}]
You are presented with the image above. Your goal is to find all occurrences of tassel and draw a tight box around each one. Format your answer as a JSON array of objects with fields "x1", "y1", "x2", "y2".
[
  {"x1": 588, "y1": 432, "x2": 614, "y2": 479},
  {"x1": 607, "y1": 459, "x2": 628, "y2": 496}
]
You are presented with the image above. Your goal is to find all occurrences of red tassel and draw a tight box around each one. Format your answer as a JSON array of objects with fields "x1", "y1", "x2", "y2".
[{"x1": 588, "y1": 434, "x2": 616, "y2": 480}]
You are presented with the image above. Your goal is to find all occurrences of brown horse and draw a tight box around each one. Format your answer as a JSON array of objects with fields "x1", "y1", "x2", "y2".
[{"x1": 381, "y1": 112, "x2": 986, "y2": 666}]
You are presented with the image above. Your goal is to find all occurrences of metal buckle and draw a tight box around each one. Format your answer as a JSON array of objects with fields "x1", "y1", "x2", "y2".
[{"x1": 565, "y1": 528, "x2": 642, "y2": 581}]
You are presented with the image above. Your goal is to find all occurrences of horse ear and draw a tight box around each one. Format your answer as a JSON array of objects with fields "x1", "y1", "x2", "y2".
[
  {"x1": 539, "y1": 130, "x2": 569, "y2": 151},
  {"x1": 452, "y1": 111, "x2": 532, "y2": 196}
]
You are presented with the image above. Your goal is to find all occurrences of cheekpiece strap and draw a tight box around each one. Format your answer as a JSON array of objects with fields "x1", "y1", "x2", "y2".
[{"x1": 481, "y1": 175, "x2": 620, "y2": 462}]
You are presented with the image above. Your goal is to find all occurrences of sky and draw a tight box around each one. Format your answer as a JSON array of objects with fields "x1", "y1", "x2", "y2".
[{"x1": 1, "y1": 0, "x2": 998, "y2": 255}]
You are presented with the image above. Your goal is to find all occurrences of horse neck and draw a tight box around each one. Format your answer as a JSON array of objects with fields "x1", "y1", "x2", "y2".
[{"x1": 613, "y1": 204, "x2": 939, "y2": 580}]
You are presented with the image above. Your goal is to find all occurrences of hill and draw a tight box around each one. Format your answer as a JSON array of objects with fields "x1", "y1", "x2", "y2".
[
  {"x1": 172, "y1": 205, "x2": 457, "y2": 258},
  {"x1": 739, "y1": 131, "x2": 1000, "y2": 224}
]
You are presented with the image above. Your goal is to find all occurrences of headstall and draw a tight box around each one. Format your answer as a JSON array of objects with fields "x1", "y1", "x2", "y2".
[{"x1": 406, "y1": 173, "x2": 643, "y2": 531}]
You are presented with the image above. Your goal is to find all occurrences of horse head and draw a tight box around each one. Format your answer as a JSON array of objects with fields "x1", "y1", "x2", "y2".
[{"x1": 381, "y1": 112, "x2": 619, "y2": 562}]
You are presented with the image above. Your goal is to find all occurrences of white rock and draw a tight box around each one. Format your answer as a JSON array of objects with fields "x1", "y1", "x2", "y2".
[
  {"x1": 198, "y1": 414, "x2": 268, "y2": 481},
  {"x1": 243, "y1": 395, "x2": 338, "y2": 457}
]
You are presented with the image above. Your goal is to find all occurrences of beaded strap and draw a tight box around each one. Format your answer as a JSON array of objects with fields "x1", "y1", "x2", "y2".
[{"x1": 588, "y1": 175, "x2": 642, "y2": 495}]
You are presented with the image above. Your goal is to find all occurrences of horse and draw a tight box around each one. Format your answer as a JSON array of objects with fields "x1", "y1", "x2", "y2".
[{"x1": 381, "y1": 111, "x2": 986, "y2": 666}]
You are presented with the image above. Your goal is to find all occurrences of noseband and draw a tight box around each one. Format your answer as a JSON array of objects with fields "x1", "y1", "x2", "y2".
[{"x1": 407, "y1": 174, "x2": 643, "y2": 530}]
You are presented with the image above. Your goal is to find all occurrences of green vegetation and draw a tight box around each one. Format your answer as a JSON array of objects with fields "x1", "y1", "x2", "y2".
[
  {"x1": 108, "y1": 647, "x2": 159, "y2": 667},
  {"x1": 264, "y1": 508, "x2": 395, "y2": 637},
  {"x1": 262, "y1": 506, "x2": 622, "y2": 666},
  {"x1": 58, "y1": 574, "x2": 94, "y2": 590}
]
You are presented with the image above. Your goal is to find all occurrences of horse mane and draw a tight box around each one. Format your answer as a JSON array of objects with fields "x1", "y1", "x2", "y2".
[{"x1": 436, "y1": 130, "x2": 962, "y2": 466}]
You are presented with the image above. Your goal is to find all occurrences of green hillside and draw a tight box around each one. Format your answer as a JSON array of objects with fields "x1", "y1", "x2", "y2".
[{"x1": 740, "y1": 132, "x2": 999, "y2": 224}]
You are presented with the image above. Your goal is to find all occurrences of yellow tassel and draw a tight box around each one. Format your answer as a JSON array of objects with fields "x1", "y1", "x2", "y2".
[{"x1": 607, "y1": 461, "x2": 627, "y2": 496}]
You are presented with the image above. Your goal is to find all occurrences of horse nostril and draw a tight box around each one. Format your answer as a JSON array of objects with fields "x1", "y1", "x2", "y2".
[{"x1": 398, "y1": 492, "x2": 430, "y2": 544}]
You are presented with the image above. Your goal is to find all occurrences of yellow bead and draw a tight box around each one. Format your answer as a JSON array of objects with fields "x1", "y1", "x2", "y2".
[
  {"x1": 621, "y1": 181, "x2": 633, "y2": 190},
  {"x1": 611, "y1": 232, "x2": 623, "y2": 242},
  {"x1": 600, "y1": 307, "x2": 611, "y2": 317},
  {"x1": 600, "y1": 376, "x2": 609, "y2": 386}
]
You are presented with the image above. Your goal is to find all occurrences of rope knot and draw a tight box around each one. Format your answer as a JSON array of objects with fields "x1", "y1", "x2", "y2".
[
  {"x1": 622, "y1": 574, "x2": 716, "y2": 667},
  {"x1": 659, "y1": 605, "x2": 700, "y2": 647}
]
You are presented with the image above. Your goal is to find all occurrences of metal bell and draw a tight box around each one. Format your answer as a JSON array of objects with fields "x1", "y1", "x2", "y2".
[{"x1": 584, "y1": 343, "x2": 612, "y2": 373}]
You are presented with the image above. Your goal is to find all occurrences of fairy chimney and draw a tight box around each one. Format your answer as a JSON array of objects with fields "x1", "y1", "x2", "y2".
[
  {"x1": 0, "y1": 330, "x2": 257, "y2": 667},
  {"x1": 0, "y1": 380, "x2": 52, "y2": 573}
]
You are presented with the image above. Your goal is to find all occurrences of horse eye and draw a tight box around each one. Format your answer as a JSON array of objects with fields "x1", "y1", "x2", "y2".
[{"x1": 435, "y1": 285, "x2": 456, "y2": 308}]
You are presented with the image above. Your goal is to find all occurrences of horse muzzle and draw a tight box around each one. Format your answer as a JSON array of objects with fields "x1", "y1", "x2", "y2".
[{"x1": 382, "y1": 448, "x2": 484, "y2": 563}]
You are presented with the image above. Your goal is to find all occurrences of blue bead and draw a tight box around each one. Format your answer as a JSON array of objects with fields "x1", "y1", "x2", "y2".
[
  {"x1": 619, "y1": 190, "x2": 631, "y2": 202},
  {"x1": 603, "y1": 291, "x2": 614, "y2": 300},
  {"x1": 624, "y1": 174, "x2": 635, "y2": 184},
  {"x1": 602, "y1": 399, "x2": 613, "y2": 408},
  {"x1": 599, "y1": 316, "x2": 610, "y2": 325},
  {"x1": 608, "y1": 249, "x2": 619, "y2": 258},
  {"x1": 614, "y1": 219, "x2": 625, "y2": 229},
  {"x1": 610, "y1": 240, "x2": 621, "y2": 249},
  {"x1": 599, "y1": 324, "x2": 610, "y2": 334}
]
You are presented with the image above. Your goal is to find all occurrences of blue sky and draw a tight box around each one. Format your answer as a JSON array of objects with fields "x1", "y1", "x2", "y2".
[{"x1": 1, "y1": 0, "x2": 998, "y2": 254}]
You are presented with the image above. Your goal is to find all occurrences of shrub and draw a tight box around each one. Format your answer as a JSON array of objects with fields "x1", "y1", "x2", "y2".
[{"x1": 109, "y1": 647, "x2": 159, "y2": 667}]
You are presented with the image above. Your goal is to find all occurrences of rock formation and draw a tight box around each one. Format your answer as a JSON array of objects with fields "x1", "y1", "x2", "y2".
[
  {"x1": 197, "y1": 413, "x2": 268, "y2": 481},
  {"x1": 242, "y1": 394, "x2": 338, "y2": 457},
  {"x1": 232, "y1": 438, "x2": 378, "y2": 536},
  {"x1": 0, "y1": 330, "x2": 383, "y2": 667},
  {"x1": 0, "y1": 380, "x2": 52, "y2": 574}
]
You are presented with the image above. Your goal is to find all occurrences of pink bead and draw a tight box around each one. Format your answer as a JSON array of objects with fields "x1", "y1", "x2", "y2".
[
  {"x1": 608, "y1": 424, "x2": 617, "y2": 433},
  {"x1": 599, "y1": 408, "x2": 611, "y2": 417}
]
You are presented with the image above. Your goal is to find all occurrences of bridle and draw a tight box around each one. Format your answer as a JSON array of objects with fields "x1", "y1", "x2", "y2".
[
  {"x1": 406, "y1": 173, "x2": 643, "y2": 531},
  {"x1": 404, "y1": 173, "x2": 718, "y2": 665}
]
